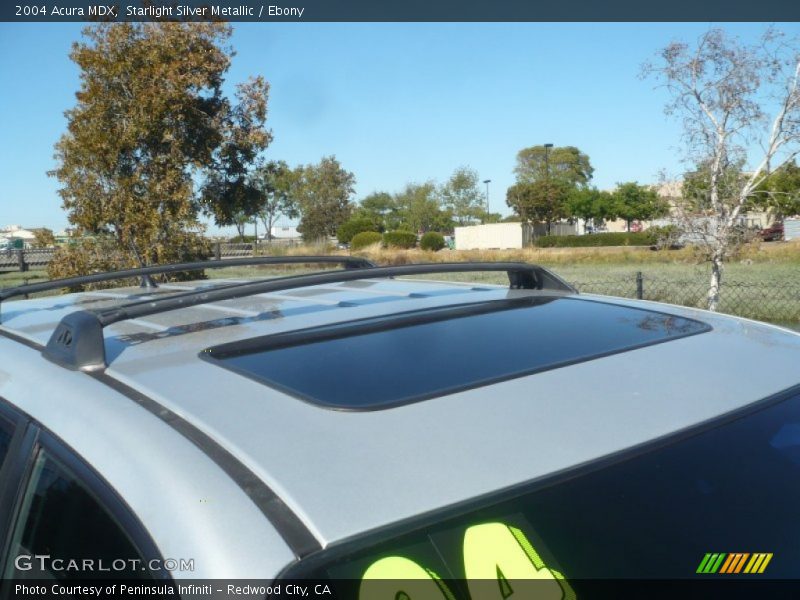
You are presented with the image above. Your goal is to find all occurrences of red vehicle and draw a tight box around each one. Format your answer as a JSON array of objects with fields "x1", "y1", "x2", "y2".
[{"x1": 759, "y1": 222, "x2": 784, "y2": 241}]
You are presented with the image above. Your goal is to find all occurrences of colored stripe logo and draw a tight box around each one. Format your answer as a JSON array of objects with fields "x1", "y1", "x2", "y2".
[{"x1": 696, "y1": 553, "x2": 772, "y2": 574}]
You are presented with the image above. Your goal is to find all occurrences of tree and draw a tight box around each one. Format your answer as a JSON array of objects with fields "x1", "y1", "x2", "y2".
[
  {"x1": 644, "y1": 28, "x2": 800, "y2": 310},
  {"x1": 356, "y1": 192, "x2": 400, "y2": 231},
  {"x1": 295, "y1": 156, "x2": 355, "y2": 242},
  {"x1": 506, "y1": 180, "x2": 571, "y2": 233},
  {"x1": 513, "y1": 146, "x2": 594, "y2": 187},
  {"x1": 440, "y1": 167, "x2": 485, "y2": 226},
  {"x1": 565, "y1": 187, "x2": 616, "y2": 230},
  {"x1": 200, "y1": 74, "x2": 272, "y2": 234},
  {"x1": 32, "y1": 228, "x2": 57, "y2": 249},
  {"x1": 337, "y1": 217, "x2": 381, "y2": 244},
  {"x1": 756, "y1": 161, "x2": 800, "y2": 218},
  {"x1": 229, "y1": 211, "x2": 251, "y2": 241},
  {"x1": 50, "y1": 23, "x2": 269, "y2": 272},
  {"x1": 481, "y1": 212, "x2": 504, "y2": 224},
  {"x1": 202, "y1": 174, "x2": 260, "y2": 242},
  {"x1": 394, "y1": 182, "x2": 452, "y2": 233},
  {"x1": 682, "y1": 159, "x2": 748, "y2": 214},
  {"x1": 251, "y1": 161, "x2": 299, "y2": 242},
  {"x1": 612, "y1": 182, "x2": 669, "y2": 231}
]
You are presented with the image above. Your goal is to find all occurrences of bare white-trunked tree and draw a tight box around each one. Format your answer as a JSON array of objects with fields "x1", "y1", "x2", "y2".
[{"x1": 645, "y1": 28, "x2": 800, "y2": 310}]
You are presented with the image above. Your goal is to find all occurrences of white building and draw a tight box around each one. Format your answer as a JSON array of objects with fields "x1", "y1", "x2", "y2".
[
  {"x1": 0, "y1": 225, "x2": 37, "y2": 248},
  {"x1": 0, "y1": 225, "x2": 36, "y2": 240},
  {"x1": 267, "y1": 225, "x2": 301, "y2": 240}
]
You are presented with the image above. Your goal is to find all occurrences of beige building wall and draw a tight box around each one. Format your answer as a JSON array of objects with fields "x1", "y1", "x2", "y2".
[{"x1": 651, "y1": 181, "x2": 775, "y2": 229}]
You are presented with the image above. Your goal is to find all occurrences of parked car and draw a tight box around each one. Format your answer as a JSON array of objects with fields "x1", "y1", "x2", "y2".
[
  {"x1": 0, "y1": 256, "x2": 799, "y2": 597},
  {"x1": 759, "y1": 222, "x2": 784, "y2": 241}
]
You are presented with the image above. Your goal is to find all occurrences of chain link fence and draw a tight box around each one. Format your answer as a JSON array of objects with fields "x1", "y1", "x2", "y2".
[
  {"x1": 0, "y1": 248, "x2": 56, "y2": 272},
  {"x1": 572, "y1": 272, "x2": 800, "y2": 324}
]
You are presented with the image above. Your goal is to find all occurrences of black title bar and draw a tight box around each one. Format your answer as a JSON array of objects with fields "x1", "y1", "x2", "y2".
[{"x1": 4, "y1": 0, "x2": 800, "y2": 22}]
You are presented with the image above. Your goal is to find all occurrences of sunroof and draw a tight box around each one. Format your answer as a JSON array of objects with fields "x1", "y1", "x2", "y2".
[{"x1": 202, "y1": 297, "x2": 711, "y2": 410}]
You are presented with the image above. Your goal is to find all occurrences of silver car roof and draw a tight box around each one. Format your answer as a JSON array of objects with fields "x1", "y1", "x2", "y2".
[{"x1": 2, "y1": 276, "x2": 800, "y2": 573}]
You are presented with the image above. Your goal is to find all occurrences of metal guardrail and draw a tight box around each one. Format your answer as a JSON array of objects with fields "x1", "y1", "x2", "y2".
[
  {"x1": 0, "y1": 243, "x2": 286, "y2": 271},
  {"x1": 215, "y1": 241, "x2": 301, "y2": 259},
  {"x1": 218, "y1": 242, "x2": 253, "y2": 258}
]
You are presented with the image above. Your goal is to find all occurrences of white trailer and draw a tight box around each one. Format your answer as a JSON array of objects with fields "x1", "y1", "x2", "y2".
[{"x1": 454, "y1": 223, "x2": 532, "y2": 250}]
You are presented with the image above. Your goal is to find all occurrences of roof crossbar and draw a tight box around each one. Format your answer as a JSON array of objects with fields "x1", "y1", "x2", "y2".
[
  {"x1": 0, "y1": 255, "x2": 376, "y2": 319},
  {"x1": 41, "y1": 261, "x2": 576, "y2": 372}
]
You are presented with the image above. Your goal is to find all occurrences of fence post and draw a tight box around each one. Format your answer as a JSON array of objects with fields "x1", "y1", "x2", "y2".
[
  {"x1": 214, "y1": 241, "x2": 221, "y2": 261},
  {"x1": 636, "y1": 271, "x2": 643, "y2": 300},
  {"x1": 17, "y1": 249, "x2": 28, "y2": 273}
]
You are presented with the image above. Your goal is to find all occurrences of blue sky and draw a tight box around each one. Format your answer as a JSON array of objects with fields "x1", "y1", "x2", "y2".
[{"x1": 1, "y1": 22, "x2": 798, "y2": 234}]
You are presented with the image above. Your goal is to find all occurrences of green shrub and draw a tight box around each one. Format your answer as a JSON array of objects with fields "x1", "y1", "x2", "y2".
[
  {"x1": 420, "y1": 232, "x2": 445, "y2": 251},
  {"x1": 645, "y1": 225, "x2": 681, "y2": 247},
  {"x1": 351, "y1": 231, "x2": 383, "y2": 250},
  {"x1": 533, "y1": 232, "x2": 654, "y2": 248},
  {"x1": 337, "y1": 217, "x2": 382, "y2": 244},
  {"x1": 382, "y1": 230, "x2": 417, "y2": 249}
]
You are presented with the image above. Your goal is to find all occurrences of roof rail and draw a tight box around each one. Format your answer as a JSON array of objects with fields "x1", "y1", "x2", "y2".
[
  {"x1": 0, "y1": 255, "x2": 376, "y2": 320},
  {"x1": 41, "y1": 262, "x2": 575, "y2": 372}
]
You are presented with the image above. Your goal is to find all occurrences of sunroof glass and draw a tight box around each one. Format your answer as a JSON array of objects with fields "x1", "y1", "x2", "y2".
[{"x1": 203, "y1": 297, "x2": 710, "y2": 410}]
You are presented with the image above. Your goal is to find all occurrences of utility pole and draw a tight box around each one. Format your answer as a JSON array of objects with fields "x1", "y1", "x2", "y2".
[{"x1": 483, "y1": 179, "x2": 491, "y2": 222}]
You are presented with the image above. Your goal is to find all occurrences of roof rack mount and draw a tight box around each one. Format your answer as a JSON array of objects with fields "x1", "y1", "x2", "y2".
[{"x1": 42, "y1": 261, "x2": 576, "y2": 372}]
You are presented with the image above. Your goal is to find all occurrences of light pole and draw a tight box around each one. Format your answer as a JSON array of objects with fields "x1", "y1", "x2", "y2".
[
  {"x1": 483, "y1": 179, "x2": 491, "y2": 221},
  {"x1": 544, "y1": 143, "x2": 554, "y2": 235},
  {"x1": 543, "y1": 143, "x2": 553, "y2": 180}
]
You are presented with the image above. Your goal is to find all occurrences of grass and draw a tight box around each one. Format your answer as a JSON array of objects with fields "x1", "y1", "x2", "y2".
[
  {"x1": 2, "y1": 240, "x2": 798, "y2": 324},
  {"x1": 365, "y1": 241, "x2": 800, "y2": 267},
  {"x1": 0, "y1": 270, "x2": 50, "y2": 289}
]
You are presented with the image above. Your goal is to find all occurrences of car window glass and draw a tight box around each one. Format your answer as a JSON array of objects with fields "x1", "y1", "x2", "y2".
[
  {"x1": 3, "y1": 449, "x2": 151, "y2": 581},
  {"x1": 0, "y1": 417, "x2": 15, "y2": 472}
]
